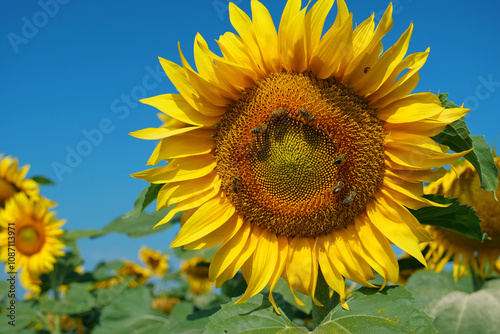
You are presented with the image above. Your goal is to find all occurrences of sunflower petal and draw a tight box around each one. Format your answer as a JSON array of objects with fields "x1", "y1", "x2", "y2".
[{"x1": 170, "y1": 196, "x2": 235, "y2": 247}]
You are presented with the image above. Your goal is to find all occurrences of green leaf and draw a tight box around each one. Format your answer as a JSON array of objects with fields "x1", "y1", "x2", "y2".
[
  {"x1": 0, "y1": 280, "x2": 10, "y2": 301},
  {"x1": 39, "y1": 250, "x2": 85, "y2": 294},
  {"x1": 437, "y1": 92, "x2": 459, "y2": 108},
  {"x1": 124, "y1": 183, "x2": 164, "y2": 218},
  {"x1": 102, "y1": 208, "x2": 174, "y2": 238},
  {"x1": 166, "y1": 301, "x2": 213, "y2": 333},
  {"x1": 64, "y1": 229, "x2": 105, "y2": 241},
  {"x1": 470, "y1": 135, "x2": 499, "y2": 197},
  {"x1": 92, "y1": 286, "x2": 170, "y2": 334},
  {"x1": 40, "y1": 282, "x2": 96, "y2": 314},
  {"x1": 30, "y1": 174, "x2": 55, "y2": 185},
  {"x1": 0, "y1": 300, "x2": 40, "y2": 334},
  {"x1": 205, "y1": 293, "x2": 308, "y2": 334},
  {"x1": 94, "y1": 278, "x2": 134, "y2": 307},
  {"x1": 409, "y1": 195, "x2": 484, "y2": 241},
  {"x1": 406, "y1": 271, "x2": 500, "y2": 334},
  {"x1": 171, "y1": 245, "x2": 219, "y2": 261},
  {"x1": 431, "y1": 98, "x2": 498, "y2": 196},
  {"x1": 313, "y1": 286, "x2": 436, "y2": 333}
]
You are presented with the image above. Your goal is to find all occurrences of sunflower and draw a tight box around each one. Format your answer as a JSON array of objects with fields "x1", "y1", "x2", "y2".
[
  {"x1": 181, "y1": 257, "x2": 214, "y2": 294},
  {"x1": 152, "y1": 296, "x2": 182, "y2": 315},
  {"x1": 423, "y1": 158, "x2": 500, "y2": 280},
  {"x1": 139, "y1": 245, "x2": 169, "y2": 276},
  {"x1": 132, "y1": 0, "x2": 471, "y2": 310},
  {"x1": 0, "y1": 193, "x2": 65, "y2": 275},
  {"x1": 0, "y1": 154, "x2": 39, "y2": 208}
]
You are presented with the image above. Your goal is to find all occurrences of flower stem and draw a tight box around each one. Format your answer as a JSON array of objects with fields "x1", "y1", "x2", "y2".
[
  {"x1": 471, "y1": 266, "x2": 485, "y2": 292},
  {"x1": 312, "y1": 269, "x2": 338, "y2": 328},
  {"x1": 50, "y1": 270, "x2": 62, "y2": 334}
]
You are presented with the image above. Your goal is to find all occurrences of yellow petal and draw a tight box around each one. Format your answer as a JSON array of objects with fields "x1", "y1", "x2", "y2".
[
  {"x1": 209, "y1": 221, "x2": 252, "y2": 282},
  {"x1": 131, "y1": 155, "x2": 216, "y2": 184},
  {"x1": 366, "y1": 195, "x2": 426, "y2": 265},
  {"x1": 156, "y1": 188, "x2": 220, "y2": 228},
  {"x1": 237, "y1": 229, "x2": 278, "y2": 304},
  {"x1": 214, "y1": 225, "x2": 261, "y2": 287},
  {"x1": 251, "y1": 0, "x2": 279, "y2": 73},
  {"x1": 229, "y1": 2, "x2": 265, "y2": 73},
  {"x1": 317, "y1": 238, "x2": 348, "y2": 309},
  {"x1": 378, "y1": 92, "x2": 443, "y2": 124},
  {"x1": 183, "y1": 213, "x2": 243, "y2": 250},
  {"x1": 129, "y1": 125, "x2": 199, "y2": 140},
  {"x1": 141, "y1": 94, "x2": 220, "y2": 127},
  {"x1": 355, "y1": 24, "x2": 413, "y2": 96},
  {"x1": 170, "y1": 196, "x2": 235, "y2": 247},
  {"x1": 159, "y1": 57, "x2": 225, "y2": 116},
  {"x1": 268, "y1": 235, "x2": 289, "y2": 313},
  {"x1": 151, "y1": 128, "x2": 215, "y2": 162},
  {"x1": 354, "y1": 214, "x2": 399, "y2": 286},
  {"x1": 178, "y1": 43, "x2": 238, "y2": 104},
  {"x1": 156, "y1": 172, "x2": 219, "y2": 209},
  {"x1": 285, "y1": 237, "x2": 321, "y2": 306}
]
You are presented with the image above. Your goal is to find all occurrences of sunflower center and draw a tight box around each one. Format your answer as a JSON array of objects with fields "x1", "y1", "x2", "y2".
[
  {"x1": 16, "y1": 222, "x2": 45, "y2": 256},
  {"x1": 0, "y1": 179, "x2": 19, "y2": 207},
  {"x1": 214, "y1": 72, "x2": 385, "y2": 238}
]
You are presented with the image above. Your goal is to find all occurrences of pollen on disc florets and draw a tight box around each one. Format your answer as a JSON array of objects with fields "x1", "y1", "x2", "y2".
[{"x1": 214, "y1": 72, "x2": 385, "y2": 238}]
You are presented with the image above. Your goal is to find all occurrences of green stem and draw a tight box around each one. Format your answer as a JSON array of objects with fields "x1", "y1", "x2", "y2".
[
  {"x1": 471, "y1": 265, "x2": 484, "y2": 292},
  {"x1": 312, "y1": 269, "x2": 338, "y2": 328},
  {"x1": 50, "y1": 270, "x2": 62, "y2": 334}
]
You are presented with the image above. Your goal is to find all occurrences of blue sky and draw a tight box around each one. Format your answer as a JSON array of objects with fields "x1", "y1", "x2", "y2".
[{"x1": 1, "y1": 0, "x2": 499, "y2": 272}]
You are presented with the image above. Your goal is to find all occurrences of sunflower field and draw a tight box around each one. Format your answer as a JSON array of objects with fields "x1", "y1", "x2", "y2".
[{"x1": 1, "y1": 0, "x2": 500, "y2": 333}]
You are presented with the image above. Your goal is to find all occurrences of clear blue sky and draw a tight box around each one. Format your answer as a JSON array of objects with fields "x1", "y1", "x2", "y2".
[{"x1": 1, "y1": 0, "x2": 499, "y2": 272}]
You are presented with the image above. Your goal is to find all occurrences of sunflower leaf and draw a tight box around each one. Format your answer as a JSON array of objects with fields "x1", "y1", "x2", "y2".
[
  {"x1": 124, "y1": 183, "x2": 164, "y2": 218},
  {"x1": 92, "y1": 286, "x2": 171, "y2": 334},
  {"x1": 101, "y1": 207, "x2": 174, "y2": 238},
  {"x1": 0, "y1": 300, "x2": 39, "y2": 334},
  {"x1": 39, "y1": 282, "x2": 97, "y2": 314},
  {"x1": 405, "y1": 271, "x2": 500, "y2": 334},
  {"x1": 409, "y1": 194, "x2": 484, "y2": 241},
  {"x1": 205, "y1": 293, "x2": 309, "y2": 334},
  {"x1": 314, "y1": 286, "x2": 436, "y2": 333},
  {"x1": 432, "y1": 95, "x2": 498, "y2": 196},
  {"x1": 30, "y1": 174, "x2": 55, "y2": 185}
]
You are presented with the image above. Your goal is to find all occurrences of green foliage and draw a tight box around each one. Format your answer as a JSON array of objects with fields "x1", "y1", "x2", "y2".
[
  {"x1": 92, "y1": 286, "x2": 169, "y2": 334},
  {"x1": 124, "y1": 183, "x2": 164, "y2": 218},
  {"x1": 0, "y1": 300, "x2": 40, "y2": 334},
  {"x1": 101, "y1": 207, "x2": 174, "y2": 238},
  {"x1": 433, "y1": 93, "x2": 499, "y2": 197},
  {"x1": 40, "y1": 282, "x2": 97, "y2": 314},
  {"x1": 409, "y1": 195, "x2": 485, "y2": 241},
  {"x1": 406, "y1": 271, "x2": 500, "y2": 334},
  {"x1": 313, "y1": 286, "x2": 436, "y2": 333},
  {"x1": 205, "y1": 294, "x2": 309, "y2": 334},
  {"x1": 30, "y1": 175, "x2": 55, "y2": 185}
]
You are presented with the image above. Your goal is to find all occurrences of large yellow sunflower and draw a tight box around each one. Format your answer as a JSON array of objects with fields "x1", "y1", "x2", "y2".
[
  {"x1": 0, "y1": 154, "x2": 39, "y2": 208},
  {"x1": 132, "y1": 0, "x2": 471, "y2": 309},
  {"x1": 0, "y1": 193, "x2": 65, "y2": 293},
  {"x1": 424, "y1": 158, "x2": 500, "y2": 280}
]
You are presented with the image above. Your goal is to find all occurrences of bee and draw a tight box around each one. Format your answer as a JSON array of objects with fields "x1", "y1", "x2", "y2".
[
  {"x1": 364, "y1": 67, "x2": 371, "y2": 73},
  {"x1": 299, "y1": 109, "x2": 315, "y2": 121},
  {"x1": 333, "y1": 153, "x2": 347, "y2": 166},
  {"x1": 270, "y1": 107, "x2": 286, "y2": 119},
  {"x1": 232, "y1": 177, "x2": 241, "y2": 193},
  {"x1": 332, "y1": 180, "x2": 345, "y2": 195},
  {"x1": 250, "y1": 123, "x2": 268, "y2": 134},
  {"x1": 343, "y1": 189, "x2": 356, "y2": 204}
]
